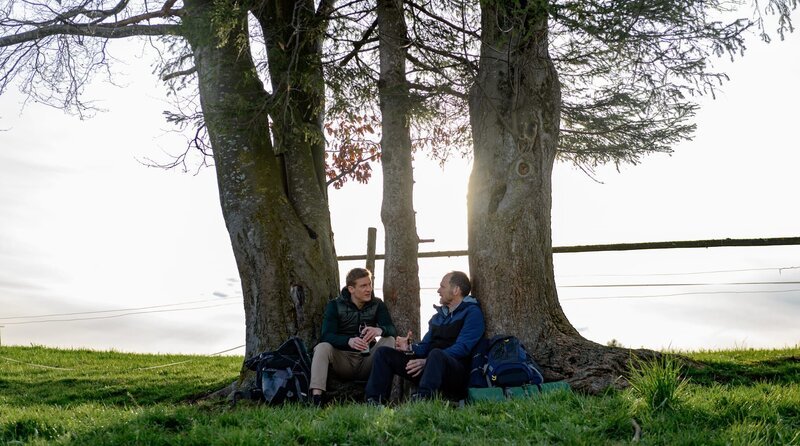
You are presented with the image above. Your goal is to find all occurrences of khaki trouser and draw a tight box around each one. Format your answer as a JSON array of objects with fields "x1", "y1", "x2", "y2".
[{"x1": 310, "y1": 336, "x2": 395, "y2": 392}]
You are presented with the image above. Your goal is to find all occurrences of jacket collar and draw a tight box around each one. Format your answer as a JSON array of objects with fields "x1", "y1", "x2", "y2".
[
  {"x1": 434, "y1": 295, "x2": 478, "y2": 317},
  {"x1": 337, "y1": 287, "x2": 376, "y2": 309}
]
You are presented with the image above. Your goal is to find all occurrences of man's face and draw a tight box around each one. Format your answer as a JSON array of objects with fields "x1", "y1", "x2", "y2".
[
  {"x1": 437, "y1": 273, "x2": 457, "y2": 306},
  {"x1": 348, "y1": 276, "x2": 373, "y2": 305}
]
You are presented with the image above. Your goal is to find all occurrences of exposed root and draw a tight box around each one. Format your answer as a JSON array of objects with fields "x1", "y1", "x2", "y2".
[{"x1": 631, "y1": 418, "x2": 642, "y2": 442}]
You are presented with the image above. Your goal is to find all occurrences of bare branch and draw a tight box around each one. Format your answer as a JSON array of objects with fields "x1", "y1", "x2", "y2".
[
  {"x1": 338, "y1": 18, "x2": 378, "y2": 66},
  {"x1": 0, "y1": 23, "x2": 182, "y2": 47},
  {"x1": 405, "y1": 0, "x2": 479, "y2": 39},
  {"x1": 161, "y1": 66, "x2": 196, "y2": 81}
]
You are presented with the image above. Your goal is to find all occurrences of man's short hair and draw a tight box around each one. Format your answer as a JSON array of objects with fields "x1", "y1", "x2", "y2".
[
  {"x1": 448, "y1": 271, "x2": 471, "y2": 297},
  {"x1": 346, "y1": 268, "x2": 372, "y2": 287}
]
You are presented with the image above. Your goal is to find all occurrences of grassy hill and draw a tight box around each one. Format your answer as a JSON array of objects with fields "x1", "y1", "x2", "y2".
[{"x1": 1, "y1": 345, "x2": 799, "y2": 445}]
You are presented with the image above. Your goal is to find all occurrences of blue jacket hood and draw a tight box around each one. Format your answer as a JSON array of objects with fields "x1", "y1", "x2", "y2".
[
  {"x1": 415, "y1": 295, "x2": 484, "y2": 361},
  {"x1": 434, "y1": 295, "x2": 479, "y2": 317}
]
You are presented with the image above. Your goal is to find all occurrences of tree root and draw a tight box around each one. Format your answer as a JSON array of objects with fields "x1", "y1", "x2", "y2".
[{"x1": 631, "y1": 418, "x2": 642, "y2": 442}]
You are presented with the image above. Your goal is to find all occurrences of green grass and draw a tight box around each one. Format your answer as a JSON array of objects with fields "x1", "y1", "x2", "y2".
[
  {"x1": 628, "y1": 353, "x2": 688, "y2": 413},
  {"x1": 2, "y1": 345, "x2": 799, "y2": 445}
]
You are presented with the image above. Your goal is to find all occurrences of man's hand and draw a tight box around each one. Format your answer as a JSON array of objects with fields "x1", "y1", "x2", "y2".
[
  {"x1": 348, "y1": 336, "x2": 369, "y2": 351},
  {"x1": 360, "y1": 326, "x2": 383, "y2": 343},
  {"x1": 405, "y1": 358, "x2": 426, "y2": 377},
  {"x1": 395, "y1": 330, "x2": 413, "y2": 351}
]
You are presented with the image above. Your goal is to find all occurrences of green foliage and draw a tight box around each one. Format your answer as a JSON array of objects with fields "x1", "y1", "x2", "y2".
[
  {"x1": 2, "y1": 345, "x2": 800, "y2": 445},
  {"x1": 628, "y1": 353, "x2": 688, "y2": 413},
  {"x1": 209, "y1": 0, "x2": 247, "y2": 49}
]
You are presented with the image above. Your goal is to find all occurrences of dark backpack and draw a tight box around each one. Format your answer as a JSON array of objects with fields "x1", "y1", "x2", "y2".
[
  {"x1": 469, "y1": 335, "x2": 544, "y2": 388},
  {"x1": 242, "y1": 336, "x2": 312, "y2": 405}
]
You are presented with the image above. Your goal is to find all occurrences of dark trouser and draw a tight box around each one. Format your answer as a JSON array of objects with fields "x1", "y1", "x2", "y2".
[{"x1": 364, "y1": 346, "x2": 468, "y2": 401}]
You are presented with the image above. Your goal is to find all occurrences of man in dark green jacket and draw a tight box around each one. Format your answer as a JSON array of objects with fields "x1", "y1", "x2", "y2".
[{"x1": 309, "y1": 268, "x2": 397, "y2": 406}]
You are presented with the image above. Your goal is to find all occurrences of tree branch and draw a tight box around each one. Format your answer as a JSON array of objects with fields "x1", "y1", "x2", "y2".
[
  {"x1": 55, "y1": 0, "x2": 131, "y2": 23},
  {"x1": 338, "y1": 18, "x2": 378, "y2": 66},
  {"x1": 114, "y1": 8, "x2": 185, "y2": 27},
  {"x1": 405, "y1": 0, "x2": 479, "y2": 38},
  {"x1": 0, "y1": 23, "x2": 182, "y2": 47},
  {"x1": 326, "y1": 152, "x2": 379, "y2": 187},
  {"x1": 162, "y1": 66, "x2": 196, "y2": 81},
  {"x1": 315, "y1": 0, "x2": 337, "y2": 20}
]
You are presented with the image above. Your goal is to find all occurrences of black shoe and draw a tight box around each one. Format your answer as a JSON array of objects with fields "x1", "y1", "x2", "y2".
[{"x1": 311, "y1": 394, "x2": 323, "y2": 407}]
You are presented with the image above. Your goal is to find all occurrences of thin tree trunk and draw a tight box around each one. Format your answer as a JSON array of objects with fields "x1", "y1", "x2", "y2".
[
  {"x1": 183, "y1": 0, "x2": 338, "y2": 373},
  {"x1": 468, "y1": 2, "x2": 651, "y2": 394},
  {"x1": 377, "y1": 0, "x2": 420, "y2": 338}
]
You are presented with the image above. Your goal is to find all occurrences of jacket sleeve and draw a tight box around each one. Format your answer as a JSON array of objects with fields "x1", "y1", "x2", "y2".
[
  {"x1": 375, "y1": 300, "x2": 397, "y2": 337},
  {"x1": 320, "y1": 301, "x2": 351, "y2": 349},
  {"x1": 412, "y1": 318, "x2": 434, "y2": 357},
  {"x1": 442, "y1": 305, "x2": 485, "y2": 360}
]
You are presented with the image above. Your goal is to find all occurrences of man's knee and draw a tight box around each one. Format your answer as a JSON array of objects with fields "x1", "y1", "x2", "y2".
[
  {"x1": 372, "y1": 345, "x2": 393, "y2": 362},
  {"x1": 376, "y1": 336, "x2": 395, "y2": 349},
  {"x1": 427, "y1": 348, "x2": 447, "y2": 364},
  {"x1": 313, "y1": 342, "x2": 335, "y2": 361}
]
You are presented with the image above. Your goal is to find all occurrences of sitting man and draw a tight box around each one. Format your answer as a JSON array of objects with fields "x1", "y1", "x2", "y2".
[
  {"x1": 364, "y1": 270, "x2": 485, "y2": 403},
  {"x1": 309, "y1": 267, "x2": 397, "y2": 406}
]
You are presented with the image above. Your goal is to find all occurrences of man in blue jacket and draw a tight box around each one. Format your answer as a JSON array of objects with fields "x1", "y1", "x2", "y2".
[{"x1": 364, "y1": 271, "x2": 485, "y2": 403}]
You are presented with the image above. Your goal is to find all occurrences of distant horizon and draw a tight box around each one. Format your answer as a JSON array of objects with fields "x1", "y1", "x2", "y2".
[{"x1": 3, "y1": 244, "x2": 799, "y2": 355}]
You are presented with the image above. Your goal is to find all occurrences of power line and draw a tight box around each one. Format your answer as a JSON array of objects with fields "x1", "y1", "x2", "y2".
[
  {"x1": 0, "y1": 355, "x2": 75, "y2": 370},
  {"x1": 426, "y1": 281, "x2": 800, "y2": 292},
  {"x1": 131, "y1": 345, "x2": 245, "y2": 372},
  {"x1": 0, "y1": 296, "x2": 241, "y2": 321},
  {"x1": 559, "y1": 281, "x2": 800, "y2": 288},
  {"x1": 210, "y1": 345, "x2": 245, "y2": 356},
  {"x1": 2, "y1": 344, "x2": 246, "y2": 372},
  {"x1": 556, "y1": 265, "x2": 800, "y2": 278},
  {"x1": 561, "y1": 288, "x2": 800, "y2": 301},
  {"x1": 2, "y1": 302, "x2": 239, "y2": 325}
]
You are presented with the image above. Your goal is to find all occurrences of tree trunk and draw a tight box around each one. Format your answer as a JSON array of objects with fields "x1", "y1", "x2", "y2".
[
  {"x1": 183, "y1": 0, "x2": 338, "y2": 368},
  {"x1": 377, "y1": 0, "x2": 420, "y2": 337},
  {"x1": 468, "y1": 2, "x2": 650, "y2": 394}
]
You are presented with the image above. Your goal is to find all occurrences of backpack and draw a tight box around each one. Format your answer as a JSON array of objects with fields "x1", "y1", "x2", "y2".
[
  {"x1": 469, "y1": 335, "x2": 544, "y2": 389},
  {"x1": 242, "y1": 336, "x2": 312, "y2": 405}
]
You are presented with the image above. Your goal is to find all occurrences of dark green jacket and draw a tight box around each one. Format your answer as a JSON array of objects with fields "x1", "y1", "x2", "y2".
[{"x1": 320, "y1": 287, "x2": 397, "y2": 351}]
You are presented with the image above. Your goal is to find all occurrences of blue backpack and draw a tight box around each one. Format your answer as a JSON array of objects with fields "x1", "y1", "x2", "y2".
[{"x1": 469, "y1": 335, "x2": 544, "y2": 388}]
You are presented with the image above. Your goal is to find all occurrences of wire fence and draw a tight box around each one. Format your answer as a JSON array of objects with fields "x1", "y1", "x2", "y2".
[{"x1": 2, "y1": 237, "x2": 799, "y2": 353}]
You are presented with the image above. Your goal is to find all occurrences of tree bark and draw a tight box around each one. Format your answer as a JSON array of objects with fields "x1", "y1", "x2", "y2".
[
  {"x1": 468, "y1": 1, "x2": 651, "y2": 394},
  {"x1": 377, "y1": 0, "x2": 420, "y2": 337},
  {"x1": 183, "y1": 0, "x2": 338, "y2": 367}
]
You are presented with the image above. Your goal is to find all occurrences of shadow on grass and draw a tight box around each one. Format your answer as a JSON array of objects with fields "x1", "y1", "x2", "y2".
[
  {"x1": 1, "y1": 372, "x2": 237, "y2": 407},
  {"x1": 686, "y1": 354, "x2": 800, "y2": 386}
]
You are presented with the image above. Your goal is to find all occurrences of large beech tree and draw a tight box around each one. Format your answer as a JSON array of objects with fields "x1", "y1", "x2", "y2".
[
  {"x1": 467, "y1": 0, "x2": 795, "y2": 392},
  {"x1": 0, "y1": 0, "x2": 340, "y2": 371}
]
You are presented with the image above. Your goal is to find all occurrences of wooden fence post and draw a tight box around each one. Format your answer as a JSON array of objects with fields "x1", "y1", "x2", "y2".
[{"x1": 366, "y1": 227, "x2": 377, "y2": 273}]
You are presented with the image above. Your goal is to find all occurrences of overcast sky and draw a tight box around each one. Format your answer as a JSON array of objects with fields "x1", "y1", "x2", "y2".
[{"x1": 1, "y1": 31, "x2": 798, "y2": 355}]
